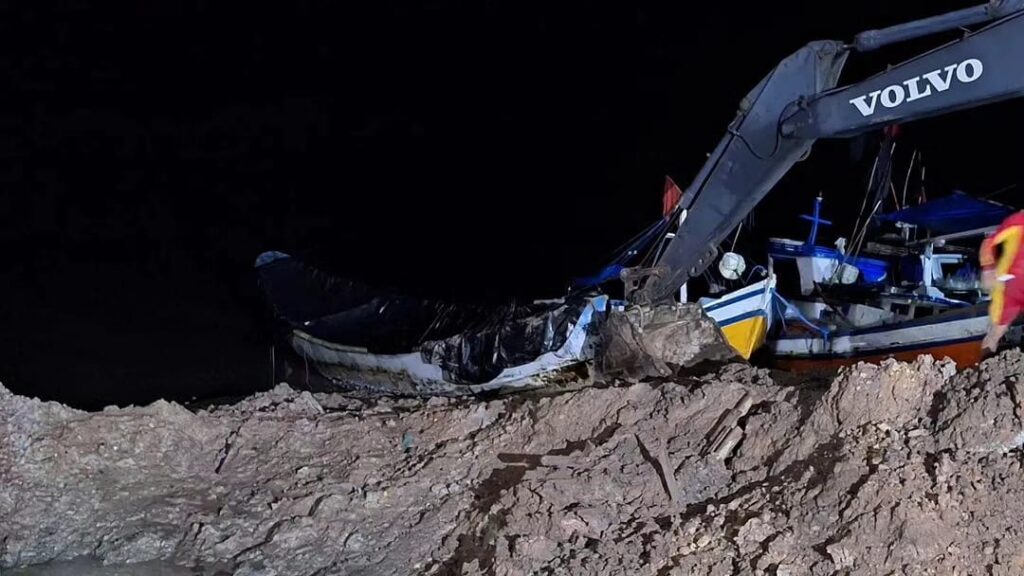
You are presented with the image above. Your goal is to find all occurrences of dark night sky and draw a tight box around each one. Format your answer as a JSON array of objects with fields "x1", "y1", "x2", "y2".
[{"x1": 2, "y1": 0, "x2": 1022, "y2": 408}]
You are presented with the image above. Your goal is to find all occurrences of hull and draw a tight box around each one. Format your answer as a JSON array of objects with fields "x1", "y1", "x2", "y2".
[
  {"x1": 719, "y1": 315, "x2": 769, "y2": 360},
  {"x1": 768, "y1": 303, "x2": 990, "y2": 371},
  {"x1": 773, "y1": 338, "x2": 984, "y2": 371},
  {"x1": 284, "y1": 295, "x2": 608, "y2": 396},
  {"x1": 256, "y1": 251, "x2": 609, "y2": 396},
  {"x1": 701, "y1": 275, "x2": 776, "y2": 359}
]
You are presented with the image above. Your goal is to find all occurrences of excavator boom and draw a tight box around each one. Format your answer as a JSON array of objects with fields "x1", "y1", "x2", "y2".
[
  {"x1": 785, "y1": 10, "x2": 1024, "y2": 139},
  {"x1": 630, "y1": 1, "x2": 1024, "y2": 305}
]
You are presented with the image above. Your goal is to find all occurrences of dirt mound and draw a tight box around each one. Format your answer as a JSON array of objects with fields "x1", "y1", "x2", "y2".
[{"x1": 3, "y1": 351, "x2": 1024, "y2": 575}]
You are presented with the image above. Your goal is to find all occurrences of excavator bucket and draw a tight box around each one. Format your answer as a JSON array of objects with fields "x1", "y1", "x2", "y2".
[{"x1": 593, "y1": 301, "x2": 738, "y2": 382}]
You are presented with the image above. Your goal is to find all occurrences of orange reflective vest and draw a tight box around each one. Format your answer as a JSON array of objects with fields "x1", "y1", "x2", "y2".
[{"x1": 981, "y1": 211, "x2": 1024, "y2": 280}]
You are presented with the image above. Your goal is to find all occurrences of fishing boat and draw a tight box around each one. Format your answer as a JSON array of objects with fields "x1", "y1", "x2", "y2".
[
  {"x1": 256, "y1": 251, "x2": 609, "y2": 396},
  {"x1": 770, "y1": 302, "x2": 992, "y2": 370},
  {"x1": 764, "y1": 192, "x2": 1022, "y2": 371},
  {"x1": 569, "y1": 166, "x2": 1022, "y2": 370}
]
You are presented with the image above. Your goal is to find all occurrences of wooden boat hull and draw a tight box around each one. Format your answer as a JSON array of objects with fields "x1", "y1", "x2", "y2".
[
  {"x1": 772, "y1": 337, "x2": 984, "y2": 371},
  {"x1": 719, "y1": 314, "x2": 769, "y2": 360},
  {"x1": 284, "y1": 295, "x2": 609, "y2": 396},
  {"x1": 701, "y1": 275, "x2": 776, "y2": 360},
  {"x1": 768, "y1": 304, "x2": 992, "y2": 371}
]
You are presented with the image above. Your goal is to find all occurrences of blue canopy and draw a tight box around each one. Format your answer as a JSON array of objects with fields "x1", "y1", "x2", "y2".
[{"x1": 875, "y1": 191, "x2": 1014, "y2": 235}]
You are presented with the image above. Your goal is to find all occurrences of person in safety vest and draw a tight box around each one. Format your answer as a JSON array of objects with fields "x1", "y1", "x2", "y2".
[{"x1": 980, "y1": 211, "x2": 1024, "y2": 352}]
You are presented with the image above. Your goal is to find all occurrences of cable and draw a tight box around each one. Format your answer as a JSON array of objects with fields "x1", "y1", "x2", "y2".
[
  {"x1": 724, "y1": 64, "x2": 785, "y2": 161},
  {"x1": 745, "y1": 265, "x2": 768, "y2": 283},
  {"x1": 730, "y1": 101, "x2": 798, "y2": 162},
  {"x1": 982, "y1": 183, "x2": 1018, "y2": 200}
]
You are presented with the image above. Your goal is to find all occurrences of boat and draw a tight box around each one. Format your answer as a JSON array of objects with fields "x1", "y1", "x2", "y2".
[
  {"x1": 763, "y1": 191, "x2": 1023, "y2": 371},
  {"x1": 769, "y1": 301, "x2": 991, "y2": 371},
  {"x1": 697, "y1": 273, "x2": 776, "y2": 360},
  {"x1": 568, "y1": 164, "x2": 1023, "y2": 372},
  {"x1": 255, "y1": 251, "x2": 609, "y2": 396}
]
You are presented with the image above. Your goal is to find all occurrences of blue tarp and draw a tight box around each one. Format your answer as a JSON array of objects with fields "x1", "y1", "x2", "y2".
[
  {"x1": 875, "y1": 191, "x2": 1013, "y2": 235},
  {"x1": 570, "y1": 264, "x2": 624, "y2": 291}
]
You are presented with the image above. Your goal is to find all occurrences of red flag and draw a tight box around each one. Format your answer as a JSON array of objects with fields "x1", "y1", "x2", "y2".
[{"x1": 662, "y1": 175, "x2": 682, "y2": 217}]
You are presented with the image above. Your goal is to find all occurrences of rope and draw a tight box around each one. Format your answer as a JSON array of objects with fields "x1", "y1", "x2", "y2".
[
  {"x1": 901, "y1": 150, "x2": 918, "y2": 207},
  {"x1": 729, "y1": 222, "x2": 743, "y2": 253},
  {"x1": 612, "y1": 216, "x2": 672, "y2": 264},
  {"x1": 982, "y1": 183, "x2": 1018, "y2": 200},
  {"x1": 772, "y1": 292, "x2": 831, "y2": 344},
  {"x1": 850, "y1": 155, "x2": 880, "y2": 244}
]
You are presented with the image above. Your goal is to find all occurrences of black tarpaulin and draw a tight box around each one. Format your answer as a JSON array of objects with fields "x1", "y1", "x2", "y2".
[{"x1": 255, "y1": 251, "x2": 593, "y2": 384}]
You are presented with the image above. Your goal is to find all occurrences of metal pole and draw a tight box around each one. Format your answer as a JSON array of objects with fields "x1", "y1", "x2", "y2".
[{"x1": 269, "y1": 345, "x2": 276, "y2": 388}]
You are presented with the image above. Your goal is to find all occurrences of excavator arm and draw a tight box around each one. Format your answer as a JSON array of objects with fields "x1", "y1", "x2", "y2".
[{"x1": 630, "y1": 0, "x2": 1024, "y2": 305}]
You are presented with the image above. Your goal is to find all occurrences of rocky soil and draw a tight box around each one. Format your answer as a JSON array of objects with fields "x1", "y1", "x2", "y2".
[{"x1": 4, "y1": 351, "x2": 1024, "y2": 575}]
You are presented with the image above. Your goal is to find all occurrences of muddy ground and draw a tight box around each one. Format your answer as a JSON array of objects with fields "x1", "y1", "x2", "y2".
[{"x1": 3, "y1": 350, "x2": 1024, "y2": 575}]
